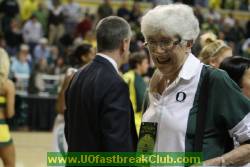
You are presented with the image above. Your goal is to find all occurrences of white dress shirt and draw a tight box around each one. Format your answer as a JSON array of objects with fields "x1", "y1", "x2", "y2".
[{"x1": 143, "y1": 53, "x2": 203, "y2": 153}]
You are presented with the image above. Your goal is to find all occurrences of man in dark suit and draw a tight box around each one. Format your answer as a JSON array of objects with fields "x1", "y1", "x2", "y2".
[{"x1": 65, "y1": 16, "x2": 138, "y2": 152}]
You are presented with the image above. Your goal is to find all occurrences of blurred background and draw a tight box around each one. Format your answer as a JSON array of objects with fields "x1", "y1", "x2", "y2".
[{"x1": 0, "y1": 0, "x2": 249, "y2": 166}]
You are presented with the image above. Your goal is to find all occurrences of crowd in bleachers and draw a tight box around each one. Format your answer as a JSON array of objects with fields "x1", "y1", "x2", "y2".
[{"x1": 0, "y1": 0, "x2": 249, "y2": 95}]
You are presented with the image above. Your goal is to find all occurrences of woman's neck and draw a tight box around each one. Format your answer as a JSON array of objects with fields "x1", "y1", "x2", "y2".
[
  {"x1": 157, "y1": 67, "x2": 182, "y2": 95},
  {"x1": 163, "y1": 67, "x2": 182, "y2": 84}
]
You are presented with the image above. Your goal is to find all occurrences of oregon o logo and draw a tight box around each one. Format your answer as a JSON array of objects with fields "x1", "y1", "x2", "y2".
[{"x1": 176, "y1": 92, "x2": 186, "y2": 102}]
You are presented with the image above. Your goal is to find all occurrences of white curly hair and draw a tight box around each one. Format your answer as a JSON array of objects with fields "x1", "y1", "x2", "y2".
[{"x1": 141, "y1": 4, "x2": 200, "y2": 42}]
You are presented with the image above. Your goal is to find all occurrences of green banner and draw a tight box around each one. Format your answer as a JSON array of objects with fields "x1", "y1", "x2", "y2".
[{"x1": 47, "y1": 152, "x2": 203, "y2": 166}]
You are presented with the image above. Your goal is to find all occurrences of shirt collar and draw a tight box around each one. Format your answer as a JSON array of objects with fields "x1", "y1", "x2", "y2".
[
  {"x1": 97, "y1": 53, "x2": 119, "y2": 73},
  {"x1": 178, "y1": 53, "x2": 202, "y2": 80},
  {"x1": 150, "y1": 53, "x2": 202, "y2": 101}
]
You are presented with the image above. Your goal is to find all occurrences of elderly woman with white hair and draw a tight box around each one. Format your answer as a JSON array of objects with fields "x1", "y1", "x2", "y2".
[{"x1": 140, "y1": 4, "x2": 250, "y2": 166}]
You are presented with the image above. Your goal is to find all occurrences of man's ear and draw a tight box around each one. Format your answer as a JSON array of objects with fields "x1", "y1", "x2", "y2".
[
  {"x1": 122, "y1": 39, "x2": 126, "y2": 52},
  {"x1": 120, "y1": 38, "x2": 130, "y2": 53},
  {"x1": 124, "y1": 38, "x2": 130, "y2": 50}
]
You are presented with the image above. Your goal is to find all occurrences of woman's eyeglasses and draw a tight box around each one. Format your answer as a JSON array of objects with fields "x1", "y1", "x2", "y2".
[{"x1": 144, "y1": 38, "x2": 182, "y2": 50}]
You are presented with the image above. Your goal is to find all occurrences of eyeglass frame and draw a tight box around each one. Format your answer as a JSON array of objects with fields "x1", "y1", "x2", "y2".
[{"x1": 143, "y1": 36, "x2": 187, "y2": 50}]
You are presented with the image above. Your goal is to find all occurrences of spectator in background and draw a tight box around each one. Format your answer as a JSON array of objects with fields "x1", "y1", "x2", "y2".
[
  {"x1": 199, "y1": 39, "x2": 232, "y2": 68},
  {"x1": 0, "y1": 48, "x2": 15, "y2": 167},
  {"x1": 192, "y1": 31, "x2": 217, "y2": 56},
  {"x1": 53, "y1": 43, "x2": 95, "y2": 153},
  {"x1": 0, "y1": 0, "x2": 19, "y2": 18},
  {"x1": 218, "y1": 31, "x2": 226, "y2": 40},
  {"x1": 208, "y1": 0, "x2": 221, "y2": 9},
  {"x1": 200, "y1": 32, "x2": 217, "y2": 48},
  {"x1": 69, "y1": 43, "x2": 95, "y2": 68},
  {"x1": 242, "y1": 38, "x2": 250, "y2": 58},
  {"x1": 201, "y1": 16, "x2": 219, "y2": 35},
  {"x1": 63, "y1": 0, "x2": 81, "y2": 34},
  {"x1": 224, "y1": 13, "x2": 235, "y2": 28},
  {"x1": 47, "y1": 46, "x2": 60, "y2": 67},
  {"x1": 56, "y1": 44, "x2": 95, "y2": 115},
  {"x1": 205, "y1": 8, "x2": 221, "y2": 22},
  {"x1": 97, "y1": 0, "x2": 113, "y2": 20},
  {"x1": 5, "y1": 19, "x2": 23, "y2": 57},
  {"x1": 0, "y1": 0, "x2": 19, "y2": 33},
  {"x1": 220, "y1": 0, "x2": 226, "y2": 8},
  {"x1": 117, "y1": 1, "x2": 130, "y2": 21},
  {"x1": 58, "y1": 33, "x2": 74, "y2": 59},
  {"x1": 33, "y1": 38, "x2": 50, "y2": 63},
  {"x1": 33, "y1": 2, "x2": 48, "y2": 36},
  {"x1": 75, "y1": 13, "x2": 94, "y2": 38},
  {"x1": 129, "y1": 31, "x2": 143, "y2": 53},
  {"x1": 11, "y1": 44, "x2": 31, "y2": 78},
  {"x1": 224, "y1": 0, "x2": 236, "y2": 10},
  {"x1": 22, "y1": 15, "x2": 43, "y2": 54},
  {"x1": 52, "y1": 57, "x2": 67, "y2": 75},
  {"x1": 129, "y1": 2, "x2": 142, "y2": 25},
  {"x1": 223, "y1": 23, "x2": 234, "y2": 42},
  {"x1": 123, "y1": 52, "x2": 149, "y2": 135},
  {"x1": 28, "y1": 57, "x2": 49, "y2": 94},
  {"x1": 48, "y1": 0, "x2": 65, "y2": 45},
  {"x1": 217, "y1": 15, "x2": 226, "y2": 30},
  {"x1": 238, "y1": 0, "x2": 249, "y2": 11},
  {"x1": 220, "y1": 56, "x2": 250, "y2": 98},
  {"x1": 82, "y1": 31, "x2": 97, "y2": 49},
  {"x1": 20, "y1": 0, "x2": 38, "y2": 21},
  {"x1": 193, "y1": 6, "x2": 204, "y2": 26},
  {"x1": 228, "y1": 20, "x2": 246, "y2": 54}
]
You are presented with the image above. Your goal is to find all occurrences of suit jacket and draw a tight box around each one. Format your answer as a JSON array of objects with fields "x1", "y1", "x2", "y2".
[{"x1": 65, "y1": 55, "x2": 138, "y2": 152}]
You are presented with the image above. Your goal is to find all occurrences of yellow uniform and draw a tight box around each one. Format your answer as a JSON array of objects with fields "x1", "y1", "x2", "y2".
[{"x1": 0, "y1": 95, "x2": 13, "y2": 147}]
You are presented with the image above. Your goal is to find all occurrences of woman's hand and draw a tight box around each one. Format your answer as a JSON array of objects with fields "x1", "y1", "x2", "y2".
[
  {"x1": 191, "y1": 144, "x2": 250, "y2": 166},
  {"x1": 189, "y1": 156, "x2": 222, "y2": 167},
  {"x1": 202, "y1": 157, "x2": 223, "y2": 166}
]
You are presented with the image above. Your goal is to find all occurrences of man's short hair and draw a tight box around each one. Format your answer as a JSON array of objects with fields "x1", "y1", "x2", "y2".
[{"x1": 96, "y1": 16, "x2": 131, "y2": 52}]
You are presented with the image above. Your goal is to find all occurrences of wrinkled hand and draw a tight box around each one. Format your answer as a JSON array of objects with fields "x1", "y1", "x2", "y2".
[{"x1": 189, "y1": 157, "x2": 222, "y2": 167}]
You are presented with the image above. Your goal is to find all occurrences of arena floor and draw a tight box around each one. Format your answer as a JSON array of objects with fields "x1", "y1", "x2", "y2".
[{"x1": 0, "y1": 132, "x2": 53, "y2": 167}]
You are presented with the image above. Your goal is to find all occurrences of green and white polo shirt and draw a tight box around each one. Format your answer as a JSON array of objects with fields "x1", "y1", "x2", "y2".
[{"x1": 142, "y1": 53, "x2": 250, "y2": 161}]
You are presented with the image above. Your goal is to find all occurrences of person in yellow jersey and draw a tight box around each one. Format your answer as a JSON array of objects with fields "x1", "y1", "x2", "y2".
[
  {"x1": 123, "y1": 52, "x2": 149, "y2": 135},
  {"x1": 20, "y1": 0, "x2": 39, "y2": 21},
  {"x1": 0, "y1": 48, "x2": 15, "y2": 167}
]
